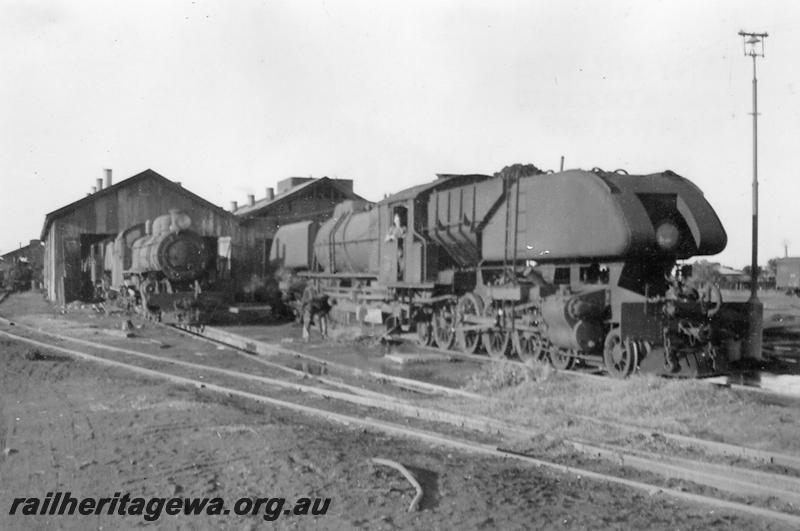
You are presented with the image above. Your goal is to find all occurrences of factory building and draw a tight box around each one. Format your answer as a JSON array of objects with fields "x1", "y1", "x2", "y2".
[{"x1": 40, "y1": 169, "x2": 243, "y2": 304}]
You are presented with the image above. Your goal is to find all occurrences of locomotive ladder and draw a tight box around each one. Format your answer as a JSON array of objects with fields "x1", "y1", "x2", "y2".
[{"x1": 503, "y1": 167, "x2": 524, "y2": 269}]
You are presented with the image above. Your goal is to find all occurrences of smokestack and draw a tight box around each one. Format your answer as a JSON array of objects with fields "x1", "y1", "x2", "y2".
[
  {"x1": 248, "y1": 194, "x2": 255, "y2": 206},
  {"x1": 104, "y1": 168, "x2": 112, "y2": 188},
  {"x1": 168, "y1": 209, "x2": 179, "y2": 232},
  {"x1": 96, "y1": 178, "x2": 103, "y2": 191},
  {"x1": 230, "y1": 201, "x2": 238, "y2": 212},
  {"x1": 266, "y1": 187, "x2": 274, "y2": 200}
]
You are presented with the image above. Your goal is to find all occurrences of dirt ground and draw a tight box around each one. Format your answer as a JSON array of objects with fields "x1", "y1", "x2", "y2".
[{"x1": 0, "y1": 293, "x2": 792, "y2": 530}]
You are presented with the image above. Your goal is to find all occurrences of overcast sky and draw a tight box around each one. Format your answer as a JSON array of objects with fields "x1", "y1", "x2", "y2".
[{"x1": 0, "y1": 0, "x2": 796, "y2": 268}]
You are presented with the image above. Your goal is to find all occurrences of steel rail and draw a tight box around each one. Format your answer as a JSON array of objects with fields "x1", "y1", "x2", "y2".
[
  {"x1": 172, "y1": 323, "x2": 484, "y2": 399},
  {"x1": 0, "y1": 316, "x2": 397, "y2": 402},
  {"x1": 0, "y1": 327, "x2": 526, "y2": 439},
  {"x1": 572, "y1": 414, "x2": 800, "y2": 472},
  {"x1": 419, "y1": 342, "x2": 611, "y2": 381},
  {"x1": 3, "y1": 328, "x2": 800, "y2": 527},
  {"x1": 422, "y1": 341, "x2": 800, "y2": 398},
  {"x1": 5, "y1": 312, "x2": 799, "y2": 477},
  {"x1": 567, "y1": 439, "x2": 800, "y2": 506}
]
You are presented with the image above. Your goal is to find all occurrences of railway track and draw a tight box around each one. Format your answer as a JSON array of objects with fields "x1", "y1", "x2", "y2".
[
  {"x1": 168, "y1": 323, "x2": 484, "y2": 399},
  {"x1": 417, "y1": 336, "x2": 800, "y2": 400},
  {"x1": 416, "y1": 341, "x2": 611, "y2": 381},
  {"x1": 2, "y1": 318, "x2": 800, "y2": 526}
]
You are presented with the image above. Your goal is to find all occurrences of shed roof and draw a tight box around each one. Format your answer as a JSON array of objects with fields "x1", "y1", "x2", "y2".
[
  {"x1": 233, "y1": 176, "x2": 366, "y2": 218},
  {"x1": 716, "y1": 265, "x2": 746, "y2": 276},
  {"x1": 40, "y1": 169, "x2": 237, "y2": 240},
  {"x1": 381, "y1": 173, "x2": 492, "y2": 204},
  {"x1": 1, "y1": 241, "x2": 43, "y2": 260}
]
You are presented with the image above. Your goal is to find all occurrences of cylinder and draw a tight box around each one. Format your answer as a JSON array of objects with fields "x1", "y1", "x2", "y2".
[
  {"x1": 105, "y1": 168, "x2": 112, "y2": 188},
  {"x1": 542, "y1": 289, "x2": 606, "y2": 352}
]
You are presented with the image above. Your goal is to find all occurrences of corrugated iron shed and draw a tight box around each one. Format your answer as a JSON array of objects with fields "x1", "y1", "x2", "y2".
[{"x1": 40, "y1": 169, "x2": 245, "y2": 304}]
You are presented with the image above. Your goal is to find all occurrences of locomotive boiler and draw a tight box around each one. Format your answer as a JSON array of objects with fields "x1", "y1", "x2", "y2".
[
  {"x1": 90, "y1": 209, "x2": 225, "y2": 323},
  {"x1": 271, "y1": 164, "x2": 740, "y2": 378}
]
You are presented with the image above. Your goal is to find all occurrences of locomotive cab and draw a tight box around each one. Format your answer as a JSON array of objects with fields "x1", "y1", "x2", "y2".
[{"x1": 378, "y1": 197, "x2": 438, "y2": 286}]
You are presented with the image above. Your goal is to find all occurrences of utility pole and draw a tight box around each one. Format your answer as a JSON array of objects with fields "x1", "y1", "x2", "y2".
[{"x1": 739, "y1": 30, "x2": 768, "y2": 360}]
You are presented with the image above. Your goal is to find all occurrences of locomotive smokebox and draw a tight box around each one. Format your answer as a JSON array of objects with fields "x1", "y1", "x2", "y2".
[
  {"x1": 130, "y1": 231, "x2": 209, "y2": 283},
  {"x1": 129, "y1": 211, "x2": 208, "y2": 283}
]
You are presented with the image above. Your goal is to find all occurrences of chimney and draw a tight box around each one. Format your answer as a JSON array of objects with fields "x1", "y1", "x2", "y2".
[
  {"x1": 96, "y1": 178, "x2": 103, "y2": 191},
  {"x1": 266, "y1": 187, "x2": 274, "y2": 200},
  {"x1": 248, "y1": 194, "x2": 255, "y2": 206},
  {"x1": 175, "y1": 181, "x2": 182, "y2": 187},
  {"x1": 104, "y1": 168, "x2": 112, "y2": 188},
  {"x1": 230, "y1": 201, "x2": 238, "y2": 212},
  {"x1": 92, "y1": 186, "x2": 97, "y2": 193},
  {"x1": 168, "y1": 209, "x2": 179, "y2": 232}
]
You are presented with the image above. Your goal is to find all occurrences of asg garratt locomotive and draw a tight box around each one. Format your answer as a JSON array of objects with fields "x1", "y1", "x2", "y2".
[
  {"x1": 86, "y1": 209, "x2": 225, "y2": 323},
  {"x1": 271, "y1": 164, "x2": 740, "y2": 378}
]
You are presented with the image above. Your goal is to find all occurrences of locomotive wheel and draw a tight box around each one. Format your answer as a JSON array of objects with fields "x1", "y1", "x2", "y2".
[
  {"x1": 512, "y1": 331, "x2": 547, "y2": 362},
  {"x1": 456, "y1": 293, "x2": 484, "y2": 354},
  {"x1": 549, "y1": 348, "x2": 575, "y2": 370},
  {"x1": 416, "y1": 320, "x2": 433, "y2": 346},
  {"x1": 432, "y1": 304, "x2": 456, "y2": 350},
  {"x1": 482, "y1": 303, "x2": 510, "y2": 359},
  {"x1": 603, "y1": 329, "x2": 637, "y2": 378}
]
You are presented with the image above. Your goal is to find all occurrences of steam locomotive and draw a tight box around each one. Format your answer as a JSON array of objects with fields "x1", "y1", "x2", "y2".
[
  {"x1": 271, "y1": 164, "x2": 742, "y2": 378},
  {"x1": 0, "y1": 261, "x2": 33, "y2": 292},
  {"x1": 85, "y1": 209, "x2": 225, "y2": 323}
]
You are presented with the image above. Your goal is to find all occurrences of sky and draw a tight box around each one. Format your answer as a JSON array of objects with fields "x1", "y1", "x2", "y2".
[{"x1": 0, "y1": 0, "x2": 797, "y2": 268}]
